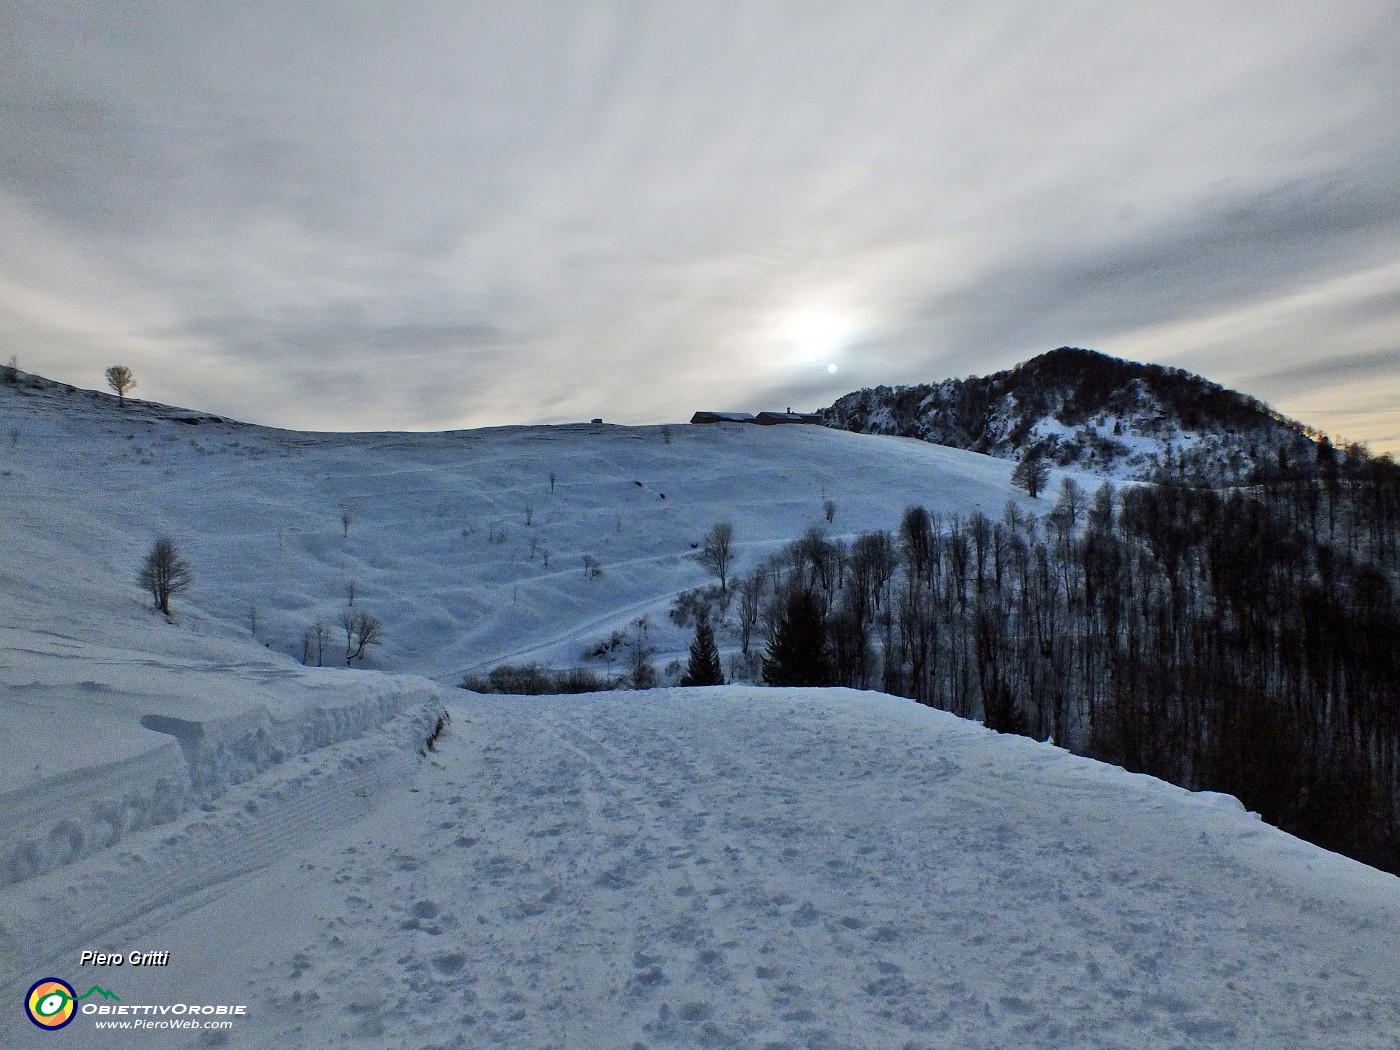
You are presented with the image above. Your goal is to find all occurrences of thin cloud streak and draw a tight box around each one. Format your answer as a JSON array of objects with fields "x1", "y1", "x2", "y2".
[{"x1": 1, "y1": 2, "x2": 1397, "y2": 450}]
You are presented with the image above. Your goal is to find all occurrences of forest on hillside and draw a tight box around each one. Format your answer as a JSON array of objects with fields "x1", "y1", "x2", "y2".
[
  {"x1": 676, "y1": 446, "x2": 1400, "y2": 874},
  {"x1": 821, "y1": 347, "x2": 1327, "y2": 483}
]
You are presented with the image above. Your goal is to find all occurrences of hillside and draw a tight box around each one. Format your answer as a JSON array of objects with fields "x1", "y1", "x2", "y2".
[
  {"x1": 0, "y1": 368, "x2": 1045, "y2": 883},
  {"x1": 0, "y1": 369, "x2": 1035, "y2": 685},
  {"x1": 821, "y1": 347, "x2": 1323, "y2": 482},
  {"x1": 3, "y1": 371, "x2": 1398, "y2": 1047}
]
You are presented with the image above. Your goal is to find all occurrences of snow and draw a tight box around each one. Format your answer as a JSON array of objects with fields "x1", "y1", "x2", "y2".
[
  {"x1": 3, "y1": 375, "x2": 1398, "y2": 1047},
  {"x1": 1, "y1": 378, "x2": 1024, "y2": 685},
  {"x1": 6, "y1": 689, "x2": 1399, "y2": 1048}
]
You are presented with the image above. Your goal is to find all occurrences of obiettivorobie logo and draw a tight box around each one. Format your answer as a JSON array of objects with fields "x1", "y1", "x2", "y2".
[
  {"x1": 23, "y1": 976, "x2": 247, "y2": 1033},
  {"x1": 25, "y1": 979, "x2": 119, "y2": 1031}
]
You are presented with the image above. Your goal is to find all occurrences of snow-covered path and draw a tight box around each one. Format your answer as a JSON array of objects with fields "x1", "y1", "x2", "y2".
[{"x1": 8, "y1": 687, "x2": 1397, "y2": 1049}]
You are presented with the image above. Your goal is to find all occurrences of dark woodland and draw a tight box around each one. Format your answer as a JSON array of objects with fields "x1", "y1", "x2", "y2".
[
  {"x1": 822, "y1": 346, "x2": 1328, "y2": 483},
  {"x1": 740, "y1": 448, "x2": 1400, "y2": 874}
]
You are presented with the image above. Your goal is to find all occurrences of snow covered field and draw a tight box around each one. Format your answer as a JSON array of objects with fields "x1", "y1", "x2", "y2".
[
  {"x1": 0, "y1": 375, "x2": 1024, "y2": 880},
  {"x1": 6, "y1": 689, "x2": 1399, "y2": 1049},
  {"x1": 3, "y1": 376, "x2": 1398, "y2": 1047}
]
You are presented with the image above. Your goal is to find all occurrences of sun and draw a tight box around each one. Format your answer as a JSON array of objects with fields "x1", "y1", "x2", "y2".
[{"x1": 780, "y1": 309, "x2": 859, "y2": 365}]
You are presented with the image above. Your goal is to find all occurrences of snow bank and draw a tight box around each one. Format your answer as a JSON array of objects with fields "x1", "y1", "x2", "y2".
[
  {"x1": 0, "y1": 728, "x2": 188, "y2": 887},
  {"x1": 0, "y1": 655, "x2": 445, "y2": 888},
  {"x1": 0, "y1": 699, "x2": 445, "y2": 989},
  {"x1": 134, "y1": 671, "x2": 442, "y2": 800}
]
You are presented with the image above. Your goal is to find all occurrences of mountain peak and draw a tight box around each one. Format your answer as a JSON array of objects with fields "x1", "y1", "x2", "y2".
[{"x1": 822, "y1": 348, "x2": 1318, "y2": 482}]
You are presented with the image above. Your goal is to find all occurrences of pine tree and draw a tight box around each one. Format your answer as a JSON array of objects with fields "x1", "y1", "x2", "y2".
[
  {"x1": 681, "y1": 613, "x2": 724, "y2": 686},
  {"x1": 762, "y1": 588, "x2": 833, "y2": 686}
]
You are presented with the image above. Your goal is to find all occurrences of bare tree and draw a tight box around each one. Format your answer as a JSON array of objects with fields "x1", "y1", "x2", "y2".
[
  {"x1": 628, "y1": 616, "x2": 657, "y2": 688},
  {"x1": 738, "y1": 567, "x2": 766, "y2": 655},
  {"x1": 340, "y1": 610, "x2": 384, "y2": 664},
  {"x1": 105, "y1": 365, "x2": 136, "y2": 407},
  {"x1": 1050, "y1": 477, "x2": 1086, "y2": 532},
  {"x1": 699, "y1": 521, "x2": 736, "y2": 593},
  {"x1": 138, "y1": 537, "x2": 193, "y2": 614},
  {"x1": 1012, "y1": 451, "x2": 1051, "y2": 499}
]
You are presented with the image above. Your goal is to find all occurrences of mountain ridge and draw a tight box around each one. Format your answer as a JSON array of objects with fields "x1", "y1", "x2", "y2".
[{"x1": 821, "y1": 346, "x2": 1332, "y2": 482}]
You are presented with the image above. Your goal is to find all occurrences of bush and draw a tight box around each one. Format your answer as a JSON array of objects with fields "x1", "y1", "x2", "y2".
[
  {"x1": 668, "y1": 584, "x2": 726, "y2": 628},
  {"x1": 461, "y1": 663, "x2": 615, "y2": 694}
]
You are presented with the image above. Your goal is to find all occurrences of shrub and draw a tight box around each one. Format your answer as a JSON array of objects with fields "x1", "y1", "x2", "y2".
[{"x1": 461, "y1": 663, "x2": 614, "y2": 694}]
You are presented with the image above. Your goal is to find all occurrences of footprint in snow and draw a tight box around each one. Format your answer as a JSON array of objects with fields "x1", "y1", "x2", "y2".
[
  {"x1": 431, "y1": 952, "x2": 467, "y2": 977},
  {"x1": 400, "y1": 899, "x2": 447, "y2": 935}
]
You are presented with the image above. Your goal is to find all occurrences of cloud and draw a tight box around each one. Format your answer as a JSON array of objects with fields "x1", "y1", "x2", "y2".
[{"x1": 1, "y1": 1, "x2": 1398, "y2": 450}]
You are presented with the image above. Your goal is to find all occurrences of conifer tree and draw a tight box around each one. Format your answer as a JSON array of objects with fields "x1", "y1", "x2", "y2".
[
  {"x1": 105, "y1": 365, "x2": 136, "y2": 407},
  {"x1": 762, "y1": 588, "x2": 832, "y2": 686},
  {"x1": 681, "y1": 612, "x2": 724, "y2": 686}
]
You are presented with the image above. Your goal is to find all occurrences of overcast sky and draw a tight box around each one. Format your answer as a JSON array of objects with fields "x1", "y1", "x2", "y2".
[{"x1": 3, "y1": 2, "x2": 1398, "y2": 451}]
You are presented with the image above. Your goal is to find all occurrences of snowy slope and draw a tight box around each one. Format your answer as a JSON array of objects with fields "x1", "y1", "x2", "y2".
[
  {"x1": 0, "y1": 372, "x2": 1042, "y2": 883},
  {"x1": 5, "y1": 688, "x2": 1399, "y2": 1049},
  {"x1": 2, "y1": 373, "x2": 1031, "y2": 683},
  {"x1": 3, "y1": 374, "x2": 1398, "y2": 1048}
]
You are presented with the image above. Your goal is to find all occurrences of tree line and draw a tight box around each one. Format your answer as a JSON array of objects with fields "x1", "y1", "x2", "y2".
[{"x1": 724, "y1": 454, "x2": 1400, "y2": 874}]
